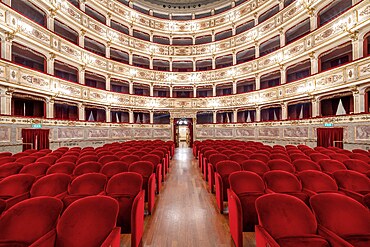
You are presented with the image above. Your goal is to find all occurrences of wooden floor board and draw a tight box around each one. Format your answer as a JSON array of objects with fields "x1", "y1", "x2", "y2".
[{"x1": 121, "y1": 147, "x2": 256, "y2": 247}]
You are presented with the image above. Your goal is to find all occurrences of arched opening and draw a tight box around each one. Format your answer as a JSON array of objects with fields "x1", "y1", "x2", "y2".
[
  {"x1": 261, "y1": 106, "x2": 281, "y2": 121},
  {"x1": 320, "y1": 93, "x2": 353, "y2": 116},
  {"x1": 12, "y1": 43, "x2": 46, "y2": 73},
  {"x1": 12, "y1": 93, "x2": 45, "y2": 118},
  {"x1": 85, "y1": 107, "x2": 106, "y2": 122},
  {"x1": 54, "y1": 102, "x2": 78, "y2": 120}
]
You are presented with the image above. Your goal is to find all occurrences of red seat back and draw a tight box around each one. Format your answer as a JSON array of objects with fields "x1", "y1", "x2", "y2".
[
  {"x1": 98, "y1": 155, "x2": 120, "y2": 165},
  {"x1": 267, "y1": 159, "x2": 295, "y2": 173},
  {"x1": 240, "y1": 160, "x2": 270, "y2": 176},
  {"x1": 30, "y1": 174, "x2": 71, "y2": 197},
  {"x1": 263, "y1": 170, "x2": 302, "y2": 193},
  {"x1": 120, "y1": 155, "x2": 141, "y2": 165},
  {"x1": 343, "y1": 159, "x2": 370, "y2": 173},
  {"x1": 332, "y1": 170, "x2": 370, "y2": 193},
  {"x1": 73, "y1": 162, "x2": 101, "y2": 176},
  {"x1": 293, "y1": 159, "x2": 321, "y2": 172},
  {"x1": 69, "y1": 173, "x2": 107, "y2": 195},
  {"x1": 100, "y1": 161, "x2": 129, "y2": 178},
  {"x1": 0, "y1": 174, "x2": 35, "y2": 197},
  {"x1": 47, "y1": 162, "x2": 75, "y2": 175},
  {"x1": 318, "y1": 159, "x2": 347, "y2": 173},
  {"x1": 297, "y1": 170, "x2": 338, "y2": 193}
]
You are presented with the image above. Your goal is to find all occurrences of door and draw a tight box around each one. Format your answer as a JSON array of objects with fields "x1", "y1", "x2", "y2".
[
  {"x1": 317, "y1": 127, "x2": 343, "y2": 148},
  {"x1": 22, "y1": 129, "x2": 50, "y2": 151}
]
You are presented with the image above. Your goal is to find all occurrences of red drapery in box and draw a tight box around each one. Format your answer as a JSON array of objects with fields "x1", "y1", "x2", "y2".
[
  {"x1": 22, "y1": 129, "x2": 50, "y2": 151},
  {"x1": 317, "y1": 127, "x2": 343, "y2": 148}
]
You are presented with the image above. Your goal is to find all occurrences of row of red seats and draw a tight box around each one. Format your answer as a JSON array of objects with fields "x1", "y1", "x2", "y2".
[
  {"x1": 0, "y1": 140, "x2": 175, "y2": 247},
  {"x1": 194, "y1": 140, "x2": 370, "y2": 246}
]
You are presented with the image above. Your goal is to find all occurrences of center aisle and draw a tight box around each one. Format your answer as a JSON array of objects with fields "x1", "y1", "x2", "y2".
[{"x1": 138, "y1": 147, "x2": 255, "y2": 247}]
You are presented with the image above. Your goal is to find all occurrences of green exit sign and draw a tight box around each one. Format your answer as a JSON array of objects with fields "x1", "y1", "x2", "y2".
[
  {"x1": 324, "y1": 123, "x2": 334, "y2": 127},
  {"x1": 32, "y1": 124, "x2": 42, "y2": 128}
]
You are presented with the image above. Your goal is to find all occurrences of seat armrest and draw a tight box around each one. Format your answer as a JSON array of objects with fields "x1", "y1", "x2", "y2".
[
  {"x1": 338, "y1": 188, "x2": 364, "y2": 204},
  {"x1": 255, "y1": 225, "x2": 280, "y2": 247},
  {"x1": 131, "y1": 190, "x2": 145, "y2": 247},
  {"x1": 215, "y1": 173, "x2": 223, "y2": 213},
  {"x1": 148, "y1": 174, "x2": 156, "y2": 215},
  {"x1": 30, "y1": 229, "x2": 56, "y2": 247},
  {"x1": 228, "y1": 189, "x2": 243, "y2": 247},
  {"x1": 100, "y1": 227, "x2": 121, "y2": 247},
  {"x1": 317, "y1": 224, "x2": 352, "y2": 247}
]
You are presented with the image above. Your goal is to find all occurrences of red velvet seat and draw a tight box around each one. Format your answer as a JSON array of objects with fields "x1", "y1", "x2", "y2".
[
  {"x1": 290, "y1": 153, "x2": 311, "y2": 162},
  {"x1": 30, "y1": 173, "x2": 71, "y2": 199},
  {"x1": 0, "y1": 174, "x2": 35, "y2": 210},
  {"x1": 215, "y1": 160, "x2": 241, "y2": 213},
  {"x1": 0, "y1": 156, "x2": 16, "y2": 165},
  {"x1": 255, "y1": 194, "x2": 330, "y2": 247},
  {"x1": 0, "y1": 197, "x2": 63, "y2": 246},
  {"x1": 297, "y1": 170, "x2": 340, "y2": 196},
  {"x1": 142, "y1": 154, "x2": 162, "y2": 193},
  {"x1": 228, "y1": 171, "x2": 266, "y2": 247},
  {"x1": 150, "y1": 150, "x2": 168, "y2": 177},
  {"x1": 36, "y1": 155, "x2": 58, "y2": 165},
  {"x1": 207, "y1": 154, "x2": 229, "y2": 193},
  {"x1": 0, "y1": 152, "x2": 12, "y2": 158},
  {"x1": 19, "y1": 162, "x2": 50, "y2": 177},
  {"x1": 99, "y1": 155, "x2": 120, "y2": 165},
  {"x1": 352, "y1": 149, "x2": 370, "y2": 156},
  {"x1": 201, "y1": 149, "x2": 217, "y2": 176},
  {"x1": 0, "y1": 199, "x2": 5, "y2": 215},
  {"x1": 263, "y1": 171, "x2": 309, "y2": 204},
  {"x1": 318, "y1": 159, "x2": 347, "y2": 174},
  {"x1": 249, "y1": 153, "x2": 270, "y2": 163},
  {"x1": 343, "y1": 159, "x2": 370, "y2": 173},
  {"x1": 37, "y1": 196, "x2": 120, "y2": 247},
  {"x1": 57, "y1": 155, "x2": 78, "y2": 164},
  {"x1": 267, "y1": 159, "x2": 295, "y2": 173},
  {"x1": 128, "y1": 161, "x2": 156, "y2": 214},
  {"x1": 97, "y1": 151, "x2": 114, "y2": 158},
  {"x1": 329, "y1": 153, "x2": 350, "y2": 163},
  {"x1": 73, "y1": 161, "x2": 101, "y2": 176},
  {"x1": 0, "y1": 162, "x2": 23, "y2": 179},
  {"x1": 349, "y1": 153, "x2": 370, "y2": 163},
  {"x1": 120, "y1": 155, "x2": 141, "y2": 165},
  {"x1": 115, "y1": 151, "x2": 130, "y2": 158},
  {"x1": 310, "y1": 153, "x2": 331, "y2": 163},
  {"x1": 16, "y1": 156, "x2": 37, "y2": 165},
  {"x1": 100, "y1": 161, "x2": 129, "y2": 178},
  {"x1": 332, "y1": 170, "x2": 370, "y2": 206},
  {"x1": 46, "y1": 162, "x2": 75, "y2": 175},
  {"x1": 106, "y1": 172, "x2": 144, "y2": 247},
  {"x1": 310, "y1": 193, "x2": 370, "y2": 247},
  {"x1": 76, "y1": 155, "x2": 99, "y2": 165},
  {"x1": 240, "y1": 159, "x2": 270, "y2": 176},
  {"x1": 293, "y1": 159, "x2": 322, "y2": 172},
  {"x1": 132, "y1": 151, "x2": 147, "y2": 158},
  {"x1": 229, "y1": 154, "x2": 248, "y2": 165},
  {"x1": 269, "y1": 153, "x2": 291, "y2": 162},
  {"x1": 63, "y1": 173, "x2": 107, "y2": 208}
]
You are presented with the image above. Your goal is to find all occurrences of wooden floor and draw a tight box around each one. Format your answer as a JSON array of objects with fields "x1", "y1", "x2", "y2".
[{"x1": 121, "y1": 147, "x2": 256, "y2": 247}]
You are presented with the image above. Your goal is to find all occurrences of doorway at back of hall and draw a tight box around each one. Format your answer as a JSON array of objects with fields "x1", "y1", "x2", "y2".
[{"x1": 174, "y1": 118, "x2": 193, "y2": 148}]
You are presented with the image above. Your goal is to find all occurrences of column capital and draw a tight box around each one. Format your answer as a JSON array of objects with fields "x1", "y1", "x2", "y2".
[{"x1": 4, "y1": 31, "x2": 15, "y2": 42}]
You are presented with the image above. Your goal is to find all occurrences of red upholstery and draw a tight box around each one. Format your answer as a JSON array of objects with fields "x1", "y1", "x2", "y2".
[
  {"x1": 0, "y1": 197, "x2": 63, "y2": 246},
  {"x1": 0, "y1": 157, "x2": 16, "y2": 165},
  {"x1": 318, "y1": 159, "x2": 347, "y2": 174},
  {"x1": 0, "y1": 162, "x2": 23, "y2": 178},
  {"x1": 0, "y1": 152, "x2": 12, "y2": 158},
  {"x1": 98, "y1": 155, "x2": 120, "y2": 165},
  {"x1": 16, "y1": 156, "x2": 37, "y2": 165},
  {"x1": 207, "y1": 154, "x2": 228, "y2": 192},
  {"x1": 63, "y1": 173, "x2": 107, "y2": 208},
  {"x1": 106, "y1": 172, "x2": 144, "y2": 247},
  {"x1": 240, "y1": 159, "x2": 270, "y2": 176},
  {"x1": 269, "y1": 153, "x2": 291, "y2": 162},
  {"x1": 349, "y1": 153, "x2": 370, "y2": 163},
  {"x1": 142, "y1": 154, "x2": 162, "y2": 193},
  {"x1": 255, "y1": 194, "x2": 329, "y2": 247},
  {"x1": 263, "y1": 171, "x2": 309, "y2": 204},
  {"x1": 36, "y1": 156, "x2": 58, "y2": 165},
  {"x1": 128, "y1": 161, "x2": 155, "y2": 214},
  {"x1": 120, "y1": 155, "x2": 141, "y2": 165},
  {"x1": 57, "y1": 155, "x2": 78, "y2": 164},
  {"x1": 297, "y1": 171, "x2": 339, "y2": 196},
  {"x1": 97, "y1": 151, "x2": 114, "y2": 158},
  {"x1": 73, "y1": 162, "x2": 101, "y2": 176},
  {"x1": 0, "y1": 174, "x2": 35, "y2": 209},
  {"x1": 0, "y1": 199, "x2": 5, "y2": 215},
  {"x1": 293, "y1": 159, "x2": 322, "y2": 172},
  {"x1": 332, "y1": 170, "x2": 370, "y2": 205},
  {"x1": 30, "y1": 174, "x2": 71, "y2": 198},
  {"x1": 352, "y1": 149, "x2": 370, "y2": 156},
  {"x1": 343, "y1": 159, "x2": 370, "y2": 173},
  {"x1": 229, "y1": 154, "x2": 249, "y2": 164},
  {"x1": 19, "y1": 162, "x2": 50, "y2": 177},
  {"x1": 202, "y1": 150, "x2": 217, "y2": 177},
  {"x1": 100, "y1": 161, "x2": 129, "y2": 178},
  {"x1": 290, "y1": 153, "x2": 311, "y2": 162},
  {"x1": 310, "y1": 193, "x2": 370, "y2": 247},
  {"x1": 310, "y1": 153, "x2": 330, "y2": 162},
  {"x1": 249, "y1": 153, "x2": 270, "y2": 163},
  {"x1": 215, "y1": 160, "x2": 241, "y2": 213},
  {"x1": 54, "y1": 196, "x2": 120, "y2": 247},
  {"x1": 329, "y1": 153, "x2": 350, "y2": 163},
  {"x1": 267, "y1": 159, "x2": 295, "y2": 173},
  {"x1": 76, "y1": 155, "x2": 99, "y2": 165},
  {"x1": 46, "y1": 162, "x2": 75, "y2": 175},
  {"x1": 132, "y1": 151, "x2": 147, "y2": 158}
]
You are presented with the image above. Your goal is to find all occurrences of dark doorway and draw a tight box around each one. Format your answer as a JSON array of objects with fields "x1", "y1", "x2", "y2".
[{"x1": 173, "y1": 118, "x2": 193, "y2": 148}]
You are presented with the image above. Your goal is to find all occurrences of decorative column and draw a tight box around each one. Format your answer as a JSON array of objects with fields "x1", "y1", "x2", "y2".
[
  {"x1": 0, "y1": 89, "x2": 12, "y2": 115},
  {"x1": 213, "y1": 111, "x2": 217, "y2": 124},
  {"x1": 2, "y1": 32, "x2": 13, "y2": 60},
  {"x1": 279, "y1": 0, "x2": 284, "y2": 10},
  {"x1": 129, "y1": 80, "x2": 134, "y2": 94},
  {"x1": 309, "y1": 52, "x2": 319, "y2": 74},
  {"x1": 281, "y1": 102, "x2": 288, "y2": 120},
  {"x1": 169, "y1": 86, "x2": 173, "y2": 98},
  {"x1": 78, "y1": 103, "x2": 85, "y2": 121},
  {"x1": 47, "y1": 53, "x2": 55, "y2": 75},
  {"x1": 233, "y1": 109, "x2": 238, "y2": 123},
  {"x1": 149, "y1": 111, "x2": 154, "y2": 124},
  {"x1": 211, "y1": 30, "x2": 215, "y2": 42},
  {"x1": 255, "y1": 42, "x2": 260, "y2": 58},
  {"x1": 280, "y1": 66, "x2": 286, "y2": 84},
  {"x1": 150, "y1": 84, "x2": 154, "y2": 96},
  {"x1": 232, "y1": 80, "x2": 237, "y2": 94},
  {"x1": 129, "y1": 50, "x2": 133, "y2": 65},
  {"x1": 78, "y1": 65, "x2": 85, "y2": 84},
  {"x1": 279, "y1": 28, "x2": 285, "y2": 47},
  {"x1": 79, "y1": 29, "x2": 86, "y2": 48},
  {"x1": 149, "y1": 56, "x2": 153, "y2": 69},
  {"x1": 352, "y1": 35, "x2": 362, "y2": 60},
  {"x1": 169, "y1": 35, "x2": 173, "y2": 45},
  {"x1": 212, "y1": 56, "x2": 216, "y2": 69},
  {"x1": 193, "y1": 86, "x2": 197, "y2": 98},
  {"x1": 212, "y1": 84, "x2": 217, "y2": 96},
  {"x1": 80, "y1": 0, "x2": 86, "y2": 11},
  {"x1": 106, "y1": 42, "x2": 110, "y2": 58},
  {"x1": 46, "y1": 98, "x2": 54, "y2": 119},
  {"x1": 169, "y1": 58, "x2": 173, "y2": 71},
  {"x1": 106, "y1": 74, "x2": 111, "y2": 91},
  {"x1": 309, "y1": 13, "x2": 318, "y2": 31},
  {"x1": 192, "y1": 35, "x2": 196, "y2": 45},
  {"x1": 255, "y1": 106, "x2": 261, "y2": 122},
  {"x1": 129, "y1": 25, "x2": 133, "y2": 36},
  {"x1": 311, "y1": 97, "x2": 320, "y2": 117},
  {"x1": 254, "y1": 13, "x2": 258, "y2": 26},
  {"x1": 353, "y1": 87, "x2": 366, "y2": 113},
  {"x1": 2, "y1": 0, "x2": 10, "y2": 6},
  {"x1": 106, "y1": 13, "x2": 111, "y2": 27},
  {"x1": 105, "y1": 107, "x2": 111, "y2": 122},
  {"x1": 255, "y1": 74, "x2": 260, "y2": 90},
  {"x1": 192, "y1": 58, "x2": 196, "y2": 71},
  {"x1": 47, "y1": 10, "x2": 55, "y2": 31},
  {"x1": 129, "y1": 110, "x2": 134, "y2": 123},
  {"x1": 232, "y1": 24, "x2": 236, "y2": 36},
  {"x1": 232, "y1": 50, "x2": 237, "y2": 65}
]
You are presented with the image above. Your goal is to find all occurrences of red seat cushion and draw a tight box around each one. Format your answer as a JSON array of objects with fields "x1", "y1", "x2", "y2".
[{"x1": 276, "y1": 235, "x2": 330, "y2": 247}]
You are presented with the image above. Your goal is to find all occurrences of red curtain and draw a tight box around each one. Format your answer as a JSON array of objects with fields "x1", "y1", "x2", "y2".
[
  {"x1": 22, "y1": 129, "x2": 50, "y2": 151},
  {"x1": 317, "y1": 127, "x2": 343, "y2": 148}
]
